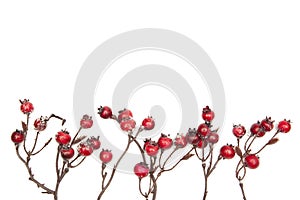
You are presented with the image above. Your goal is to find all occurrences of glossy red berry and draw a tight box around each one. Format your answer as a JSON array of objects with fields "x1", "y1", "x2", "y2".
[
  {"x1": 174, "y1": 134, "x2": 187, "y2": 148},
  {"x1": 277, "y1": 119, "x2": 291, "y2": 133},
  {"x1": 157, "y1": 134, "x2": 173, "y2": 150},
  {"x1": 80, "y1": 115, "x2": 93, "y2": 129},
  {"x1": 134, "y1": 163, "x2": 149, "y2": 178},
  {"x1": 118, "y1": 109, "x2": 133, "y2": 122},
  {"x1": 197, "y1": 139, "x2": 208, "y2": 149},
  {"x1": 206, "y1": 132, "x2": 219, "y2": 144},
  {"x1": 88, "y1": 136, "x2": 101, "y2": 150},
  {"x1": 120, "y1": 119, "x2": 136, "y2": 132},
  {"x1": 145, "y1": 141, "x2": 159, "y2": 157},
  {"x1": 202, "y1": 106, "x2": 215, "y2": 122},
  {"x1": 20, "y1": 99, "x2": 34, "y2": 114},
  {"x1": 77, "y1": 142, "x2": 93, "y2": 156},
  {"x1": 100, "y1": 150, "x2": 113, "y2": 163},
  {"x1": 232, "y1": 124, "x2": 246, "y2": 138},
  {"x1": 261, "y1": 117, "x2": 274, "y2": 132},
  {"x1": 60, "y1": 147, "x2": 75, "y2": 159},
  {"x1": 55, "y1": 131, "x2": 71, "y2": 145},
  {"x1": 34, "y1": 117, "x2": 47, "y2": 132},
  {"x1": 197, "y1": 123, "x2": 211, "y2": 137},
  {"x1": 250, "y1": 122, "x2": 265, "y2": 137},
  {"x1": 98, "y1": 106, "x2": 113, "y2": 119},
  {"x1": 142, "y1": 117, "x2": 155, "y2": 130},
  {"x1": 245, "y1": 154, "x2": 259, "y2": 169},
  {"x1": 220, "y1": 145, "x2": 235, "y2": 159},
  {"x1": 11, "y1": 130, "x2": 25, "y2": 144},
  {"x1": 186, "y1": 128, "x2": 200, "y2": 145}
]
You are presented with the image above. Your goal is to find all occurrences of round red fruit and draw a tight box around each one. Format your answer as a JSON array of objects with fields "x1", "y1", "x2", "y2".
[
  {"x1": 207, "y1": 132, "x2": 219, "y2": 144},
  {"x1": 120, "y1": 119, "x2": 136, "y2": 132},
  {"x1": 220, "y1": 145, "x2": 235, "y2": 159},
  {"x1": 157, "y1": 134, "x2": 173, "y2": 150},
  {"x1": 100, "y1": 150, "x2": 113, "y2": 163},
  {"x1": 118, "y1": 109, "x2": 133, "y2": 122},
  {"x1": 88, "y1": 136, "x2": 101, "y2": 150},
  {"x1": 98, "y1": 106, "x2": 113, "y2": 119},
  {"x1": 34, "y1": 117, "x2": 47, "y2": 131},
  {"x1": 186, "y1": 128, "x2": 200, "y2": 145},
  {"x1": 277, "y1": 120, "x2": 291, "y2": 133},
  {"x1": 142, "y1": 117, "x2": 155, "y2": 130},
  {"x1": 197, "y1": 139, "x2": 208, "y2": 149},
  {"x1": 61, "y1": 147, "x2": 75, "y2": 159},
  {"x1": 78, "y1": 143, "x2": 93, "y2": 156},
  {"x1": 134, "y1": 163, "x2": 149, "y2": 178},
  {"x1": 80, "y1": 115, "x2": 93, "y2": 129},
  {"x1": 261, "y1": 117, "x2": 274, "y2": 132},
  {"x1": 145, "y1": 141, "x2": 159, "y2": 157},
  {"x1": 11, "y1": 130, "x2": 25, "y2": 144},
  {"x1": 250, "y1": 123, "x2": 265, "y2": 137},
  {"x1": 202, "y1": 106, "x2": 215, "y2": 122},
  {"x1": 197, "y1": 123, "x2": 210, "y2": 137},
  {"x1": 232, "y1": 124, "x2": 246, "y2": 138},
  {"x1": 245, "y1": 154, "x2": 259, "y2": 169},
  {"x1": 55, "y1": 131, "x2": 71, "y2": 145},
  {"x1": 20, "y1": 99, "x2": 34, "y2": 114},
  {"x1": 174, "y1": 134, "x2": 187, "y2": 148}
]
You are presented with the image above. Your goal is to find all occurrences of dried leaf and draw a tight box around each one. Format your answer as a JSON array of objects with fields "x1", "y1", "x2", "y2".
[
  {"x1": 268, "y1": 138, "x2": 279, "y2": 145},
  {"x1": 235, "y1": 146, "x2": 243, "y2": 157},
  {"x1": 73, "y1": 135, "x2": 87, "y2": 145},
  {"x1": 182, "y1": 153, "x2": 194, "y2": 160},
  {"x1": 22, "y1": 121, "x2": 28, "y2": 132}
]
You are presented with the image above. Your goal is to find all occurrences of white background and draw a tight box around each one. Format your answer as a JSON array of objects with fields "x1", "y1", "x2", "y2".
[{"x1": 1, "y1": 1, "x2": 300, "y2": 200}]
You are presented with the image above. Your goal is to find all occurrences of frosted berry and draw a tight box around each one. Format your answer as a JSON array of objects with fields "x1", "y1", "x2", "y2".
[
  {"x1": 100, "y1": 149, "x2": 113, "y2": 163},
  {"x1": 20, "y1": 99, "x2": 34, "y2": 114},
  {"x1": 88, "y1": 136, "x2": 101, "y2": 150},
  {"x1": 80, "y1": 115, "x2": 93, "y2": 129},
  {"x1": 174, "y1": 134, "x2": 187, "y2": 148},
  {"x1": 261, "y1": 117, "x2": 274, "y2": 132},
  {"x1": 232, "y1": 124, "x2": 246, "y2": 138},
  {"x1": 142, "y1": 117, "x2": 155, "y2": 130},
  {"x1": 186, "y1": 128, "x2": 200, "y2": 145},
  {"x1": 11, "y1": 130, "x2": 25, "y2": 144},
  {"x1": 118, "y1": 109, "x2": 133, "y2": 122},
  {"x1": 250, "y1": 122, "x2": 265, "y2": 137},
  {"x1": 197, "y1": 123, "x2": 210, "y2": 137},
  {"x1": 207, "y1": 132, "x2": 219, "y2": 144},
  {"x1": 197, "y1": 139, "x2": 208, "y2": 148},
  {"x1": 34, "y1": 117, "x2": 47, "y2": 131},
  {"x1": 277, "y1": 119, "x2": 291, "y2": 133},
  {"x1": 157, "y1": 134, "x2": 173, "y2": 150},
  {"x1": 60, "y1": 147, "x2": 75, "y2": 159},
  {"x1": 120, "y1": 119, "x2": 136, "y2": 132},
  {"x1": 220, "y1": 145, "x2": 235, "y2": 159},
  {"x1": 144, "y1": 141, "x2": 159, "y2": 157},
  {"x1": 77, "y1": 142, "x2": 93, "y2": 156},
  {"x1": 98, "y1": 106, "x2": 112, "y2": 119},
  {"x1": 134, "y1": 163, "x2": 149, "y2": 178},
  {"x1": 202, "y1": 106, "x2": 215, "y2": 122},
  {"x1": 55, "y1": 131, "x2": 71, "y2": 145}
]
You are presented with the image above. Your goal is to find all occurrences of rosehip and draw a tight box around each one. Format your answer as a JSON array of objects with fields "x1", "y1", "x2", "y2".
[
  {"x1": 206, "y1": 132, "x2": 219, "y2": 144},
  {"x1": 34, "y1": 117, "x2": 47, "y2": 131},
  {"x1": 197, "y1": 139, "x2": 208, "y2": 148},
  {"x1": 77, "y1": 142, "x2": 93, "y2": 156},
  {"x1": 144, "y1": 141, "x2": 159, "y2": 157},
  {"x1": 120, "y1": 119, "x2": 136, "y2": 132},
  {"x1": 202, "y1": 106, "x2": 215, "y2": 122},
  {"x1": 220, "y1": 145, "x2": 235, "y2": 159},
  {"x1": 186, "y1": 128, "x2": 200, "y2": 145},
  {"x1": 55, "y1": 131, "x2": 71, "y2": 145},
  {"x1": 80, "y1": 115, "x2": 93, "y2": 129},
  {"x1": 174, "y1": 134, "x2": 187, "y2": 148},
  {"x1": 250, "y1": 122, "x2": 265, "y2": 137},
  {"x1": 261, "y1": 117, "x2": 274, "y2": 132},
  {"x1": 98, "y1": 106, "x2": 113, "y2": 119},
  {"x1": 245, "y1": 154, "x2": 260, "y2": 169},
  {"x1": 277, "y1": 119, "x2": 291, "y2": 133},
  {"x1": 20, "y1": 99, "x2": 34, "y2": 114},
  {"x1": 142, "y1": 117, "x2": 155, "y2": 130},
  {"x1": 88, "y1": 136, "x2": 101, "y2": 150},
  {"x1": 60, "y1": 147, "x2": 75, "y2": 159},
  {"x1": 11, "y1": 130, "x2": 25, "y2": 144},
  {"x1": 118, "y1": 109, "x2": 133, "y2": 122},
  {"x1": 134, "y1": 163, "x2": 149, "y2": 178},
  {"x1": 100, "y1": 149, "x2": 113, "y2": 163},
  {"x1": 143, "y1": 139, "x2": 152, "y2": 150},
  {"x1": 157, "y1": 134, "x2": 173, "y2": 150},
  {"x1": 197, "y1": 123, "x2": 210, "y2": 137},
  {"x1": 232, "y1": 124, "x2": 246, "y2": 138}
]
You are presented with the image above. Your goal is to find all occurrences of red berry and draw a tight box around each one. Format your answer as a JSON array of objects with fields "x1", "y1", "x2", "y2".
[
  {"x1": 197, "y1": 123, "x2": 211, "y2": 137},
  {"x1": 206, "y1": 132, "x2": 219, "y2": 144},
  {"x1": 157, "y1": 134, "x2": 173, "y2": 150},
  {"x1": 11, "y1": 130, "x2": 25, "y2": 144},
  {"x1": 277, "y1": 119, "x2": 291, "y2": 133},
  {"x1": 202, "y1": 106, "x2": 215, "y2": 122},
  {"x1": 34, "y1": 117, "x2": 47, "y2": 132},
  {"x1": 261, "y1": 117, "x2": 274, "y2": 132},
  {"x1": 88, "y1": 136, "x2": 101, "y2": 150},
  {"x1": 60, "y1": 147, "x2": 75, "y2": 159},
  {"x1": 197, "y1": 139, "x2": 208, "y2": 148},
  {"x1": 245, "y1": 154, "x2": 260, "y2": 169},
  {"x1": 98, "y1": 106, "x2": 113, "y2": 119},
  {"x1": 80, "y1": 115, "x2": 93, "y2": 129},
  {"x1": 134, "y1": 163, "x2": 149, "y2": 178},
  {"x1": 120, "y1": 119, "x2": 136, "y2": 132},
  {"x1": 174, "y1": 134, "x2": 187, "y2": 148},
  {"x1": 77, "y1": 142, "x2": 93, "y2": 156},
  {"x1": 220, "y1": 145, "x2": 235, "y2": 159},
  {"x1": 118, "y1": 109, "x2": 133, "y2": 122},
  {"x1": 250, "y1": 122, "x2": 265, "y2": 137},
  {"x1": 232, "y1": 124, "x2": 246, "y2": 138},
  {"x1": 142, "y1": 117, "x2": 155, "y2": 130},
  {"x1": 186, "y1": 128, "x2": 200, "y2": 145},
  {"x1": 145, "y1": 141, "x2": 159, "y2": 157},
  {"x1": 143, "y1": 139, "x2": 152, "y2": 149},
  {"x1": 100, "y1": 150, "x2": 113, "y2": 163},
  {"x1": 55, "y1": 131, "x2": 71, "y2": 145},
  {"x1": 20, "y1": 99, "x2": 34, "y2": 114}
]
